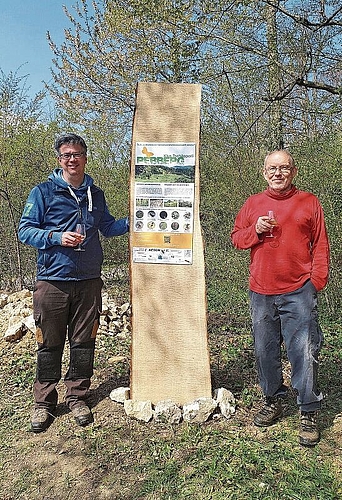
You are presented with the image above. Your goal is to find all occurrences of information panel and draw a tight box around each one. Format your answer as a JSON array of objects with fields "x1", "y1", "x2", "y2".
[{"x1": 132, "y1": 142, "x2": 196, "y2": 265}]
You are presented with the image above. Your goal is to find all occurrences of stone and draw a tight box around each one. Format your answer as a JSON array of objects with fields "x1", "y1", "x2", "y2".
[
  {"x1": 0, "y1": 293, "x2": 8, "y2": 308},
  {"x1": 183, "y1": 397, "x2": 217, "y2": 423},
  {"x1": 109, "y1": 387, "x2": 130, "y2": 403},
  {"x1": 4, "y1": 321, "x2": 28, "y2": 342},
  {"x1": 214, "y1": 388, "x2": 236, "y2": 419},
  {"x1": 4, "y1": 300, "x2": 35, "y2": 341},
  {"x1": 154, "y1": 400, "x2": 182, "y2": 424},
  {"x1": 108, "y1": 356, "x2": 126, "y2": 364},
  {"x1": 120, "y1": 303, "x2": 130, "y2": 314},
  {"x1": 111, "y1": 320, "x2": 122, "y2": 328},
  {"x1": 22, "y1": 314, "x2": 35, "y2": 332},
  {"x1": 1, "y1": 289, "x2": 131, "y2": 343},
  {"x1": 116, "y1": 331, "x2": 130, "y2": 339},
  {"x1": 7, "y1": 289, "x2": 32, "y2": 303},
  {"x1": 124, "y1": 400, "x2": 153, "y2": 422},
  {"x1": 101, "y1": 294, "x2": 110, "y2": 315}
]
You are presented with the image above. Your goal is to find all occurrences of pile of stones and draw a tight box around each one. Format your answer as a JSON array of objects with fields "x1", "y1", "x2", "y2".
[
  {"x1": 110, "y1": 386, "x2": 236, "y2": 424},
  {"x1": 1, "y1": 289, "x2": 131, "y2": 342}
]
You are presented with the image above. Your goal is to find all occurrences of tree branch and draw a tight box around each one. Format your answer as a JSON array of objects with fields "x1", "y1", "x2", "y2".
[
  {"x1": 262, "y1": 1, "x2": 342, "y2": 29},
  {"x1": 295, "y1": 77, "x2": 342, "y2": 95}
]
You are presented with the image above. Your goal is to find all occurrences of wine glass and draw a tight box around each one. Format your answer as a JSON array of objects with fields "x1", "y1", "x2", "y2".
[
  {"x1": 74, "y1": 223, "x2": 86, "y2": 251},
  {"x1": 266, "y1": 210, "x2": 277, "y2": 238}
]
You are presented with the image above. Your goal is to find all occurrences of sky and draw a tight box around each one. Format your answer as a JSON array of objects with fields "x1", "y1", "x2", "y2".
[{"x1": 0, "y1": 0, "x2": 76, "y2": 98}]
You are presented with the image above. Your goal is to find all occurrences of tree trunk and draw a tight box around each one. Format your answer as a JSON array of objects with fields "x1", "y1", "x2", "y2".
[{"x1": 265, "y1": 1, "x2": 284, "y2": 150}]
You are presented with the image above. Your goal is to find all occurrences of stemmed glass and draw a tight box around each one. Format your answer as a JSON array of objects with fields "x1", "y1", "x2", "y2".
[
  {"x1": 266, "y1": 210, "x2": 277, "y2": 238},
  {"x1": 74, "y1": 223, "x2": 86, "y2": 251}
]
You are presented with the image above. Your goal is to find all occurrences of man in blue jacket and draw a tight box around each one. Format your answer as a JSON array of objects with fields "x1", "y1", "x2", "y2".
[{"x1": 18, "y1": 132, "x2": 129, "y2": 432}]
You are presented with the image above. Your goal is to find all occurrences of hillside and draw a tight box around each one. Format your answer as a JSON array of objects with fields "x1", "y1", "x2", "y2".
[{"x1": 0, "y1": 291, "x2": 341, "y2": 499}]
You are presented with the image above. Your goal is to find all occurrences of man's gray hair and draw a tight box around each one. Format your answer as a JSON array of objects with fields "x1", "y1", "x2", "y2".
[
  {"x1": 54, "y1": 133, "x2": 88, "y2": 156},
  {"x1": 263, "y1": 150, "x2": 295, "y2": 169}
]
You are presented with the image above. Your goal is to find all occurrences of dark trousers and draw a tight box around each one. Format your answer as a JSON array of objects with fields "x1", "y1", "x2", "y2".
[
  {"x1": 249, "y1": 280, "x2": 323, "y2": 412},
  {"x1": 33, "y1": 278, "x2": 103, "y2": 410}
]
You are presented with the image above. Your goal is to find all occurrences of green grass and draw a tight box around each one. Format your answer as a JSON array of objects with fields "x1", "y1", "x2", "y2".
[{"x1": 134, "y1": 426, "x2": 340, "y2": 499}]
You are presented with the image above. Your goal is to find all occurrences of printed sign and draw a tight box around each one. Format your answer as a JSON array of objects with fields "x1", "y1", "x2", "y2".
[{"x1": 132, "y1": 142, "x2": 196, "y2": 264}]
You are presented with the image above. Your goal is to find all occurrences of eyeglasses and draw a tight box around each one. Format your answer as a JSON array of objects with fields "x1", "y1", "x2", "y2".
[
  {"x1": 59, "y1": 152, "x2": 86, "y2": 160},
  {"x1": 266, "y1": 165, "x2": 293, "y2": 175}
]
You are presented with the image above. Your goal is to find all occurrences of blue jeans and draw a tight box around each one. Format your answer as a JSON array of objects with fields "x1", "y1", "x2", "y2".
[{"x1": 249, "y1": 280, "x2": 323, "y2": 412}]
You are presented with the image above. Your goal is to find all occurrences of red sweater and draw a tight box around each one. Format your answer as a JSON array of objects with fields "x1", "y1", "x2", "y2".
[{"x1": 231, "y1": 186, "x2": 330, "y2": 294}]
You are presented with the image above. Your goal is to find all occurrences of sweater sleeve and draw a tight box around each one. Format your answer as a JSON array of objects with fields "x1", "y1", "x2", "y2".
[
  {"x1": 231, "y1": 200, "x2": 263, "y2": 250},
  {"x1": 18, "y1": 186, "x2": 63, "y2": 249},
  {"x1": 310, "y1": 201, "x2": 330, "y2": 291}
]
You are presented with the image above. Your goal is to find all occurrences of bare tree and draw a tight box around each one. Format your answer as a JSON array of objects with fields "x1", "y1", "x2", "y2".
[{"x1": 46, "y1": 0, "x2": 342, "y2": 150}]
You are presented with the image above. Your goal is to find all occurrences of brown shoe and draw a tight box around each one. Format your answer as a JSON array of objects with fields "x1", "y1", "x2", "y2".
[
  {"x1": 254, "y1": 397, "x2": 283, "y2": 427},
  {"x1": 31, "y1": 408, "x2": 53, "y2": 433},
  {"x1": 71, "y1": 403, "x2": 94, "y2": 427},
  {"x1": 299, "y1": 411, "x2": 320, "y2": 447}
]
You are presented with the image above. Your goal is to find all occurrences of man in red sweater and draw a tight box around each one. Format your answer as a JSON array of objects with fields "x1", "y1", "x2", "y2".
[{"x1": 231, "y1": 150, "x2": 330, "y2": 447}]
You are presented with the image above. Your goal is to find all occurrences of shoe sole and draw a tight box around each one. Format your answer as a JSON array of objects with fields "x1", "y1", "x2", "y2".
[
  {"x1": 31, "y1": 425, "x2": 47, "y2": 433},
  {"x1": 31, "y1": 416, "x2": 52, "y2": 433},
  {"x1": 299, "y1": 436, "x2": 320, "y2": 447},
  {"x1": 254, "y1": 411, "x2": 283, "y2": 427},
  {"x1": 74, "y1": 417, "x2": 93, "y2": 426},
  {"x1": 74, "y1": 413, "x2": 94, "y2": 427}
]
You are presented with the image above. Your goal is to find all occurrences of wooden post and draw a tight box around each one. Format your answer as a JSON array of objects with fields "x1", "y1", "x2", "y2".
[{"x1": 129, "y1": 82, "x2": 211, "y2": 405}]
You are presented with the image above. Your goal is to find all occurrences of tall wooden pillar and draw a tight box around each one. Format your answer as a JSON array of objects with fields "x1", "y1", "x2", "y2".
[{"x1": 129, "y1": 82, "x2": 211, "y2": 405}]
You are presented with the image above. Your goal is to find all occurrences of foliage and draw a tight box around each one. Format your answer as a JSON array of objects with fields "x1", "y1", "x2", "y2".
[
  {"x1": 0, "y1": 70, "x2": 60, "y2": 289},
  {"x1": 0, "y1": 67, "x2": 46, "y2": 120},
  {"x1": 0, "y1": 4, "x2": 341, "y2": 496},
  {"x1": 291, "y1": 135, "x2": 342, "y2": 322},
  {"x1": 46, "y1": 0, "x2": 342, "y2": 152}
]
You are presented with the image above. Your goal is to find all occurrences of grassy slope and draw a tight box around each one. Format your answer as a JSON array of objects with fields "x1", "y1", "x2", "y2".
[{"x1": 0, "y1": 311, "x2": 341, "y2": 500}]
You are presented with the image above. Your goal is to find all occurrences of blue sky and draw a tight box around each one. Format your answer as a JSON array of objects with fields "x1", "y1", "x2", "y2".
[{"x1": 0, "y1": 0, "x2": 76, "y2": 97}]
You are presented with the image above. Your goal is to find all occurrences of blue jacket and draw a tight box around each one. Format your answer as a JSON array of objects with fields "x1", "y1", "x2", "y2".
[{"x1": 18, "y1": 168, "x2": 128, "y2": 281}]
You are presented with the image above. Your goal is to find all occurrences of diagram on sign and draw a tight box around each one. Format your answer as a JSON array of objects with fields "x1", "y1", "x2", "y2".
[{"x1": 132, "y1": 142, "x2": 196, "y2": 264}]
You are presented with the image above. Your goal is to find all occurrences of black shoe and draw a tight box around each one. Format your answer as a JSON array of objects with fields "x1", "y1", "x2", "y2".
[
  {"x1": 254, "y1": 397, "x2": 283, "y2": 427},
  {"x1": 31, "y1": 408, "x2": 53, "y2": 433},
  {"x1": 72, "y1": 403, "x2": 94, "y2": 427},
  {"x1": 299, "y1": 411, "x2": 320, "y2": 447}
]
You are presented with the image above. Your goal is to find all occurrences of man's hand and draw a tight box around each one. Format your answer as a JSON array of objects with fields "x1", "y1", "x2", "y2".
[
  {"x1": 255, "y1": 216, "x2": 274, "y2": 234},
  {"x1": 61, "y1": 231, "x2": 85, "y2": 247}
]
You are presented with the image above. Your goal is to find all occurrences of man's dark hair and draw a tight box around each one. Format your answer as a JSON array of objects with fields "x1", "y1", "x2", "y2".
[{"x1": 54, "y1": 133, "x2": 88, "y2": 156}]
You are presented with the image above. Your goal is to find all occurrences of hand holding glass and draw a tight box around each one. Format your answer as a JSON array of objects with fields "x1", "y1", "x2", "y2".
[
  {"x1": 74, "y1": 223, "x2": 86, "y2": 251},
  {"x1": 266, "y1": 210, "x2": 277, "y2": 238}
]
